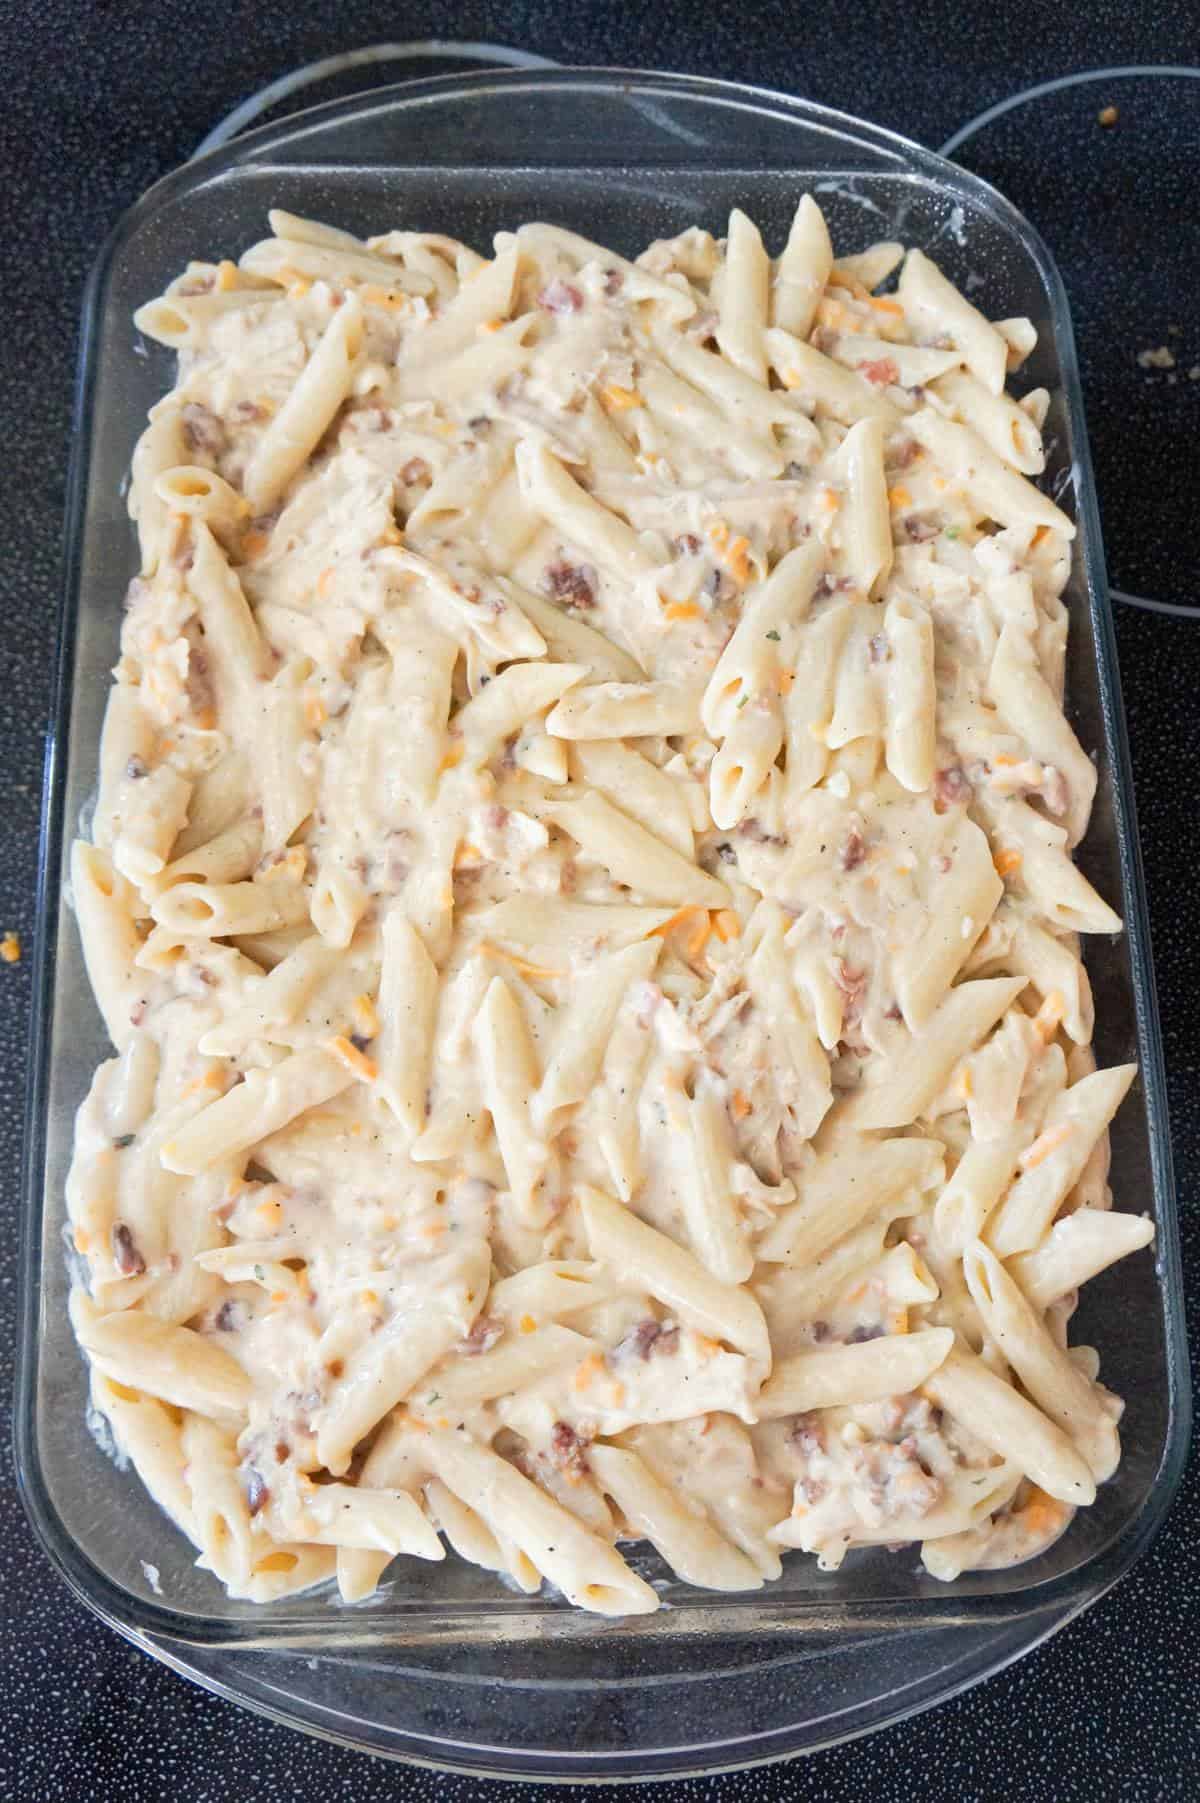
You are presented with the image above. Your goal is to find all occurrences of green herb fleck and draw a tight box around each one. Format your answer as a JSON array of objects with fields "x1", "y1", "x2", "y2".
[
  {"x1": 737, "y1": 693, "x2": 748, "y2": 709},
  {"x1": 944, "y1": 525, "x2": 960, "y2": 539},
  {"x1": 254, "y1": 1264, "x2": 265, "y2": 1282},
  {"x1": 765, "y1": 629, "x2": 781, "y2": 642}
]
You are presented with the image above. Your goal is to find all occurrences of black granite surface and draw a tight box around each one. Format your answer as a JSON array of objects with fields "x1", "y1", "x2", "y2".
[{"x1": 3, "y1": 2, "x2": 1199, "y2": 1797}]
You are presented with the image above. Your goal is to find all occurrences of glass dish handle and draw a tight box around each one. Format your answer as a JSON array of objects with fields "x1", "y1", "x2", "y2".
[{"x1": 193, "y1": 40, "x2": 562, "y2": 159}]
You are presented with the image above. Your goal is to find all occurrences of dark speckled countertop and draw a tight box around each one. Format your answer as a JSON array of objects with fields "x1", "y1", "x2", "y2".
[{"x1": 3, "y1": 3, "x2": 1198, "y2": 1797}]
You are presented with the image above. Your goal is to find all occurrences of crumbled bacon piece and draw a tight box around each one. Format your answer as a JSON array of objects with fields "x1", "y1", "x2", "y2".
[
  {"x1": 904, "y1": 514, "x2": 941, "y2": 543},
  {"x1": 674, "y1": 532, "x2": 702, "y2": 557},
  {"x1": 458, "y1": 1314, "x2": 504, "y2": 1356},
  {"x1": 858, "y1": 356, "x2": 899, "y2": 387},
  {"x1": 550, "y1": 1420, "x2": 591, "y2": 1479},
  {"x1": 933, "y1": 765, "x2": 972, "y2": 810},
  {"x1": 181, "y1": 402, "x2": 226, "y2": 456},
  {"x1": 603, "y1": 268, "x2": 624, "y2": 297},
  {"x1": 543, "y1": 559, "x2": 597, "y2": 610},
  {"x1": 887, "y1": 437, "x2": 921, "y2": 470},
  {"x1": 839, "y1": 827, "x2": 867, "y2": 871},
  {"x1": 538, "y1": 278, "x2": 584, "y2": 315},
  {"x1": 615, "y1": 1317, "x2": 680, "y2": 1361},
  {"x1": 789, "y1": 1413, "x2": 826, "y2": 1456},
  {"x1": 110, "y1": 1221, "x2": 145, "y2": 1277},
  {"x1": 739, "y1": 817, "x2": 786, "y2": 848},
  {"x1": 400, "y1": 456, "x2": 430, "y2": 486}
]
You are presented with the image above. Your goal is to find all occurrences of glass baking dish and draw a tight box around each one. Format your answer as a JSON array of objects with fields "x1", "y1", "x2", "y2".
[{"x1": 16, "y1": 69, "x2": 1190, "y2": 1778}]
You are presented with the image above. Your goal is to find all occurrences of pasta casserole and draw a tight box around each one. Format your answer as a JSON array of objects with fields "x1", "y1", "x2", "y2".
[{"x1": 65, "y1": 198, "x2": 1153, "y2": 1613}]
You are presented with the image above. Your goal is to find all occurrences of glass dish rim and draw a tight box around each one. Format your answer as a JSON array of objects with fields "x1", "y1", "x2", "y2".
[{"x1": 14, "y1": 58, "x2": 1191, "y2": 1734}]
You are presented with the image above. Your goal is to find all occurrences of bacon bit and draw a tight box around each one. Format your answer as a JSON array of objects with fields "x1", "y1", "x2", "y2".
[
  {"x1": 0, "y1": 932, "x2": 20, "y2": 964},
  {"x1": 550, "y1": 1419, "x2": 591, "y2": 1482},
  {"x1": 519, "y1": 1313, "x2": 537, "y2": 1336},
  {"x1": 932, "y1": 765, "x2": 971, "y2": 810},
  {"x1": 731, "y1": 1090, "x2": 753, "y2": 1121},
  {"x1": 601, "y1": 383, "x2": 643, "y2": 412},
  {"x1": 870, "y1": 296, "x2": 904, "y2": 317},
  {"x1": 1033, "y1": 990, "x2": 1066, "y2": 1041},
  {"x1": 994, "y1": 847, "x2": 1023, "y2": 877},
  {"x1": 573, "y1": 1352, "x2": 605, "y2": 1392},
  {"x1": 110, "y1": 1221, "x2": 145, "y2": 1277},
  {"x1": 712, "y1": 909, "x2": 742, "y2": 942},
  {"x1": 538, "y1": 278, "x2": 584, "y2": 314},
  {"x1": 458, "y1": 1314, "x2": 504, "y2": 1355},
  {"x1": 887, "y1": 485, "x2": 913, "y2": 510},
  {"x1": 352, "y1": 993, "x2": 380, "y2": 1040},
  {"x1": 304, "y1": 692, "x2": 328, "y2": 728},
  {"x1": 544, "y1": 559, "x2": 597, "y2": 610},
  {"x1": 326, "y1": 1034, "x2": 379, "y2": 1083},
  {"x1": 839, "y1": 827, "x2": 867, "y2": 871},
  {"x1": 317, "y1": 567, "x2": 336, "y2": 599},
  {"x1": 663, "y1": 601, "x2": 700, "y2": 622},
  {"x1": 241, "y1": 529, "x2": 270, "y2": 560},
  {"x1": 860, "y1": 356, "x2": 900, "y2": 386},
  {"x1": 1030, "y1": 524, "x2": 1051, "y2": 549},
  {"x1": 478, "y1": 941, "x2": 567, "y2": 981},
  {"x1": 1020, "y1": 1122, "x2": 1074, "y2": 1169},
  {"x1": 789, "y1": 1412, "x2": 826, "y2": 1455}
]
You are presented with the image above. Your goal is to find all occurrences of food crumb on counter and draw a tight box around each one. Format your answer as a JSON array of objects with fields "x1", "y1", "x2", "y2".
[
  {"x1": 1137, "y1": 346, "x2": 1177, "y2": 371},
  {"x1": 1097, "y1": 104, "x2": 1119, "y2": 127},
  {"x1": 0, "y1": 931, "x2": 20, "y2": 964}
]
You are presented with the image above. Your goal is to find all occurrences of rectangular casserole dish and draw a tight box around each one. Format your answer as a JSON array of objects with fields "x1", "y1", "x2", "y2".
[{"x1": 15, "y1": 70, "x2": 1189, "y2": 1777}]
